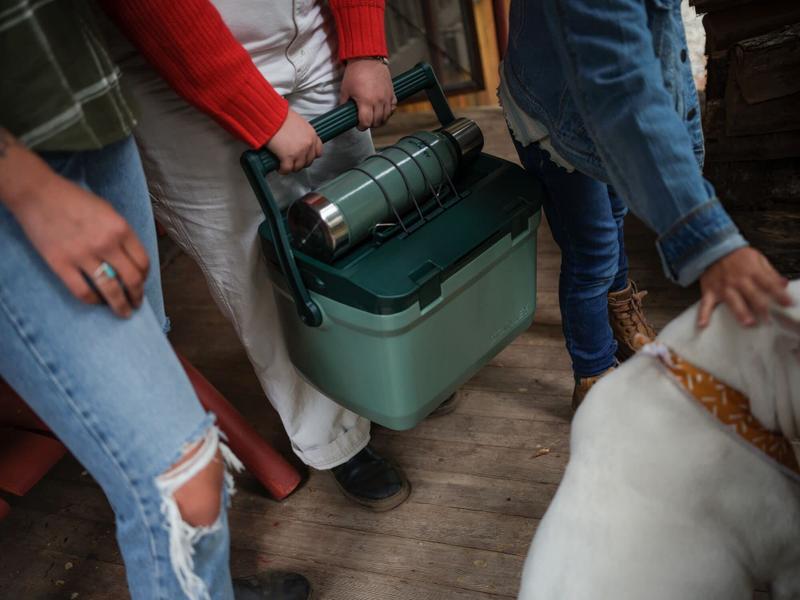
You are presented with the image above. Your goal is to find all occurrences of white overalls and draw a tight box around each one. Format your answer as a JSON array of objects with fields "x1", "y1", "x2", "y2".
[{"x1": 110, "y1": 0, "x2": 373, "y2": 469}]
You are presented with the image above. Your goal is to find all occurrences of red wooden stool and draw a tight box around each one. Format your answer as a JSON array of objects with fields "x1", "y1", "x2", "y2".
[
  {"x1": 0, "y1": 379, "x2": 67, "y2": 519},
  {"x1": 0, "y1": 357, "x2": 302, "y2": 520}
]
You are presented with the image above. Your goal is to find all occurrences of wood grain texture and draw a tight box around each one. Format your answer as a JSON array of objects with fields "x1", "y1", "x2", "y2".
[{"x1": 703, "y1": 0, "x2": 800, "y2": 52}]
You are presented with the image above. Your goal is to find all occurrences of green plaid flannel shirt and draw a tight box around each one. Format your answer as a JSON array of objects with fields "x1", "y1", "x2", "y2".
[{"x1": 0, "y1": 0, "x2": 137, "y2": 151}]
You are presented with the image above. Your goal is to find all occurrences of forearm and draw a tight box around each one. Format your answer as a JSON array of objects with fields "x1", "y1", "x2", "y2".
[
  {"x1": 102, "y1": 0, "x2": 288, "y2": 148},
  {"x1": 542, "y1": 0, "x2": 745, "y2": 283},
  {"x1": 329, "y1": 0, "x2": 387, "y2": 60},
  {"x1": 0, "y1": 129, "x2": 55, "y2": 215}
]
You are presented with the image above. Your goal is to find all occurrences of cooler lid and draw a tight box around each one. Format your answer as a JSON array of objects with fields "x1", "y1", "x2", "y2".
[{"x1": 259, "y1": 153, "x2": 543, "y2": 315}]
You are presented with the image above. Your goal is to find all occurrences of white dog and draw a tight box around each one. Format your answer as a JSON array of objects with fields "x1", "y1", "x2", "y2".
[{"x1": 519, "y1": 280, "x2": 800, "y2": 600}]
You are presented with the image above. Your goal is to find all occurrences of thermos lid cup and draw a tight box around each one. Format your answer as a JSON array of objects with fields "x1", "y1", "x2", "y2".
[{"x1": 288, "y1": 192, "x2": 349, "y2": 261}]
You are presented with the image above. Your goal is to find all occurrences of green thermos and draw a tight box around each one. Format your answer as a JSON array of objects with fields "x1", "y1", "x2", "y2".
[{"x1": 287, "y1": 117, "x2": 483, "y2": 261}]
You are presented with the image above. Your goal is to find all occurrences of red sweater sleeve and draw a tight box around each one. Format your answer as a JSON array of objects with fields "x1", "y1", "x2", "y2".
[
  {"x1": 103, "y1": 0, "x2": 288, "y2": 148},
  {"x1": 329, "y1": 0, "x2": 388, "y2": 61}
]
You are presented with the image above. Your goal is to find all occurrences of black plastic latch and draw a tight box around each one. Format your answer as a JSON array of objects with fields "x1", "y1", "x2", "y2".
[{"x1": 409, "y1": 260, "x2": 443, "y2": 310}]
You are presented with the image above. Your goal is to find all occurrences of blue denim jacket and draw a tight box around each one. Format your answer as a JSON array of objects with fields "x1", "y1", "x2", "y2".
[{"x1": 504, "y1": 0, "x2": 747, "y2": 285}]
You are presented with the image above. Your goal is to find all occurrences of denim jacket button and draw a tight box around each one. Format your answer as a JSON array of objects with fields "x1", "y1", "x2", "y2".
[
  {"x1": 687, "y1": 108, "x2": 697, "y2": 120},
  {"x1": 680, "y1": 48, "x2": 687, "y2": 62}
]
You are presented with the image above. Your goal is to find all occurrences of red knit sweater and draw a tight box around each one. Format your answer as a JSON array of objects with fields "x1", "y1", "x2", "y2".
[{"x1": 103, "y1": 0, "x2": 387, "y2": 149}]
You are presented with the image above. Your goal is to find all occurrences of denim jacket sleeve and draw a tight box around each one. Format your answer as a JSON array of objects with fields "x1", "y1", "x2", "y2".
[{"x1": 541, "y1": 0, "x2": 747, "y2": 286}]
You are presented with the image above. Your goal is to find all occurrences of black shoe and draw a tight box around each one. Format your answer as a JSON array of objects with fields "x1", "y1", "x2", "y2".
[
  {"x1": 427, "y1": 391, "x2": 461, "y2": 418},
  {"x1": 233, "y1": 571, "x2": 311, "y2": 600},
  {"x1": 331, "y1": 445, "x2": 411, "y2": 511}
]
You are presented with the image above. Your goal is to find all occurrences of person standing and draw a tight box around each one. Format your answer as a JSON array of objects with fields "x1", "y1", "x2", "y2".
[
  {"x1": 500, "y1": 0, "x2": 791, "y2": 407},
  {"x1": 102, "y1": 0, "x2": 412, "y2": 510},
  {"x1": 0, "y1": 0, "x2": 311, "y2": 597}
]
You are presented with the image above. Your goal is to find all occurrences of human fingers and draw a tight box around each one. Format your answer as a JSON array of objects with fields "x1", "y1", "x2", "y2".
[
  {"x1": 737, "y1": 277, "x2": 772, "y2": 323},
  {"x1": 304, "y1": 138, "x2": 318, "y2": 167},
  {"x1": 754, "y1": 257, "x2": 792, "y2": 307},
  {"x1": 278, "y1": 155, "x2": 294, "y2": 175},
  {"x1": 60, "y1": 261, "x2": 101, "y2": 304},
  {"x1": 376, "y1": 100, "x2": 391, "y2": 128},
  {"x1": 697, "y1": 288, "x2": 719, "y2": 328},
  {"x1": 722, "y1": 287, "x2": 755, "y2": 327},
  {"x1": 290, "y1": 148, "x2": 312, "y2": 172},
  {"x1": 84, "y1": 259, "x2": 133, "y2": 318},
  {"x1": 121, "y1": 228, "x2": 150, "y2": 275},
  {"x1": 105, "y1": 246, "x2": 145, "y2": 309},
  {"x1": 357, "y1": 103, "x2": 374, "y2": 131}
]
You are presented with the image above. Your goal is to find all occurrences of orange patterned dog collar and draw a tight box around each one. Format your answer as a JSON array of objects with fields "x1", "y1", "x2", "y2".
[{"x1": 641, "y1": 340, "x2": 800, "y2": 479}]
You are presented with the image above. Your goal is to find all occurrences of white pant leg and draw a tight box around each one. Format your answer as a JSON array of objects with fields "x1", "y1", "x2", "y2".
[{"x1": 117, "y1": 40, "x2": 372, "y2": 470}]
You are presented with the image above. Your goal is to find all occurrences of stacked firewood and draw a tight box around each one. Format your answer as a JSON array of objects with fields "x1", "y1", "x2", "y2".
[{"x1": 691, "y1": 0, "x2": 800, "y2": 276}]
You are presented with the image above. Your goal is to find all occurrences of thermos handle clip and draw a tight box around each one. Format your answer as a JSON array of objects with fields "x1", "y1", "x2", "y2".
[{"x1": 241, "y1": 63, "x2": 453, "y2": 327}]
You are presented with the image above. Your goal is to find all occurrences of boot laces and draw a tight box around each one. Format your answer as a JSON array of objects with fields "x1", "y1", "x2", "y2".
[{"x1": 611, "y1": 287, "x2": 655, "y2": 339}]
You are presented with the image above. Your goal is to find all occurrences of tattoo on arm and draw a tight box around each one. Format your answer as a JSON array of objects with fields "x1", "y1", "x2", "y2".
[{"x1": 0, "y1": 128, "x2": 17, "y2": 158}]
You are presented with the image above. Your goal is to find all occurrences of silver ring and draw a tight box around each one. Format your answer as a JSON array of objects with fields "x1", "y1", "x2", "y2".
[{"x1": 92, "y1": 261, "x2": 117, "y2": 281}]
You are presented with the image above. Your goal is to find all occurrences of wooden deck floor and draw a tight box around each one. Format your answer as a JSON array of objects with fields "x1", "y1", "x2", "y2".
[{"x1": 0, "y1": 108, "x2": 703, "y2": 599}]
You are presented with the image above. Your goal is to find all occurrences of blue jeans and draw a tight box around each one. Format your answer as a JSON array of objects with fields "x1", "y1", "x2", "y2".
[
  {"x1": 515, "y1": 141, "x2": 628, "y2": 378},
  {"x1": 0, "y1": 137, "x2": 235, "y2": 600}
]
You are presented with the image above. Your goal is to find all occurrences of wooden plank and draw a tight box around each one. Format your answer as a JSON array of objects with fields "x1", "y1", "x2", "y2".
[
  {"x1": 0, "y1": 543, "x2": 129, "y2": 600},
  {"x1": 703, "y1": 0, "x2": 800, "y2": 52},
  {"x1": 704, "y1": 99, "x2": 800, "y2": 161},
  {"x1": 705, "y1": 158, "x2": 800, "y2": 212},
  {"x1": 733, "y1": 24, "x2": 800, "y2": 104},
  {"x1": 21, "y1": 472, "x2": 539, "y2": 558},
  {"x1": 725, "y1": 66, "x2": 800, "y2": 137},
  {"x1": 230, "y1": 551, "x2": 515, "y2": 600},
  {"x1": 452, "y1": 388, "x2": 572, "y2": 423},
  {"x1": 371, "y1": 435, "x2": 568, "y2": 486},
  {"x1": 491, "y1": 343, "x2": 572, "y2": 371},
  {"x1": 733, "y1": 210, "x2": 800, "y2": 277},
  {"x1": 705, "y1": 51, "x2": 730, "y2": 102},
  {"x1": 43, "y1": 451, "x2": 555, "y2": 523},
  {"x1": 689, "y1": 0, "x2": 752, "y2": 13},
  {"x1": 381, "y1": 412, "x2": 571, "y2": 454},
  {"x1": 1, "y1": 503, "x2": 520, "y2": 600},
  {"x1": 5, "y1": 505, "x2": 527, "y2": 597},
  {"x1": 228, "y1": 513, "x2": 526, "y2": 597}
]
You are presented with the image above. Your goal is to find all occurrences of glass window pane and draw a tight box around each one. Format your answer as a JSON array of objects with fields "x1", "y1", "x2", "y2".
[{"x1": 385, "y1": 0, "x2": 484, "y2": 93}]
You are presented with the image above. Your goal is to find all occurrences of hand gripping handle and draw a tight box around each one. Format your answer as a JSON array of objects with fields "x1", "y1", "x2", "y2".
[{"x1": 240, "y1": 63, "x2": 453, "y2": 327}]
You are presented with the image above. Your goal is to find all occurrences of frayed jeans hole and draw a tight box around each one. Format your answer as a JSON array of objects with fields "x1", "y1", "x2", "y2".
[{"x1": 154, "y1": 426, "x2": 243, "y2": 600}]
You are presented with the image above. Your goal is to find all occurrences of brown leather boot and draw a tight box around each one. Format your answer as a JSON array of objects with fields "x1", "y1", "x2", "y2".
[
  {"x1": 571, "y1": 366, "x2": 616, "y2": 411},
  {"x1": 608, "y1": 280, "x2": 657, "y2": 361}
]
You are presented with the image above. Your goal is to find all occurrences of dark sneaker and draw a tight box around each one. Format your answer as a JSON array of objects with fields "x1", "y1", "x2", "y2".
[
  {"x1": 427, "y1": 391, "x2": 461, "y2": 418},
  {"x1": 571, "y1": 366, "x2": 616, "y2": 412},
  {"x1": 331, "y1": 445, "x2": 411, "y2": 511},
  {"x1": 233, "y1": 571, "x2": 311, "y2": 600},
  {"x1": 608, "y1": 280, "x2": 657, "y2": 361}
]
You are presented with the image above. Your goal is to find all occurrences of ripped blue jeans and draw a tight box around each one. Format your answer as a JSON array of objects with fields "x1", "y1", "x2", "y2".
[{"x1": 0, "y1": 136, "x2": 238, "y2": 600}]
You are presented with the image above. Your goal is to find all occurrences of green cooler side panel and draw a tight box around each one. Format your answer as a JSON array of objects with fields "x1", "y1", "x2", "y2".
[{"x1": 270, "y1": 212, "x2": 540, "y2": 430}]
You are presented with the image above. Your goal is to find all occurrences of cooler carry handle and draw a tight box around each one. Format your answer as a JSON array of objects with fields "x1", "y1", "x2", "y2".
[{"x1": 241, "y1": 63, "x2": 453, "y2": 327}]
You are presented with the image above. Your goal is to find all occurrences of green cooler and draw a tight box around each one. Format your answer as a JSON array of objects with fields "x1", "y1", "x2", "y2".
[{"x1": 241, "y1": 64, "x2": 543, "y2": 430}]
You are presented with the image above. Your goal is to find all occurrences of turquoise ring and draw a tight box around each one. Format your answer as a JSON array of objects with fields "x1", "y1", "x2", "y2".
[{"x1": 93, "y1": 261, "x2": 117, "y2": 281}]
